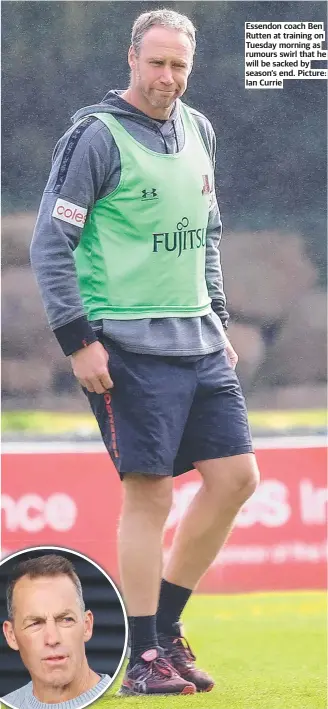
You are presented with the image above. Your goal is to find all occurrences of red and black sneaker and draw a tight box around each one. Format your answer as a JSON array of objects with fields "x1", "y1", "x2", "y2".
[
  {"x1": 159, "y1": 623, "x2": 215, "y2": 693},
  {"x1": 118, "y1": 648, "x2": 196, "y2": 696}
]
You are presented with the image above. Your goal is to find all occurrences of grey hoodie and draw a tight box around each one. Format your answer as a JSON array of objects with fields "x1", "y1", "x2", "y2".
[{"x1": 30, "y1": 90, "x2": 229, "y2": 356}]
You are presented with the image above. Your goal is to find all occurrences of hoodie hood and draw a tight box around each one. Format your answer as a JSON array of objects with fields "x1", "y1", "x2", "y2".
[{"x1": 71, "y1": 89, "x2": 181, "y2": 153}]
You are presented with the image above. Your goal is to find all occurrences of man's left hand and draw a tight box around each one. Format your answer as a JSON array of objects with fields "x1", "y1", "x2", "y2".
[{"x1": 224, "y1": 339, "x2": 238, "y2": 370}]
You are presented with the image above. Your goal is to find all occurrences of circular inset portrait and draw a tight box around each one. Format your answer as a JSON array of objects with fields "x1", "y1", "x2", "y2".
[{"x1": 0, "y1": 546, "x2": 128, "y2": 708}]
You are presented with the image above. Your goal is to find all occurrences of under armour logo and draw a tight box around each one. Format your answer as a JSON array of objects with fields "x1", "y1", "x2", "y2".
[{"x1": 141, "y1": 188, "x2": 158, "y2": 200}]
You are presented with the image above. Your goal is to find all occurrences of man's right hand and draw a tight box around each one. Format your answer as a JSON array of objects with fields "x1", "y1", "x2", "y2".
[{"x1": 70, "y1": 340, "x2": 113, "y2": 393}]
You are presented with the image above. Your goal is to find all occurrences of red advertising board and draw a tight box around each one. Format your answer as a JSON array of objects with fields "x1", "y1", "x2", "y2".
[{"x1": 1, "y1": 439, "x2": 327, "y2": 592}]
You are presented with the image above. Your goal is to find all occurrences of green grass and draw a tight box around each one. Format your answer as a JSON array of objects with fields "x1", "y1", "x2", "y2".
[
  {"x1": 100, "y1": 592, "x2": 326, "y2": 709},
  {"x1": 2, "y1": 409, "x2": 327, "y2": 435}
]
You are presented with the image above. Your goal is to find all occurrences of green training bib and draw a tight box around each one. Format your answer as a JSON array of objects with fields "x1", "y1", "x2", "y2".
[{"x1": 74, "y1": 102, "x2": 213, "y2": 320}]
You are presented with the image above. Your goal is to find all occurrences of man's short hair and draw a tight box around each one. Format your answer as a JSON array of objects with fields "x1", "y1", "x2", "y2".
[
  {"x1": 6, "y1": 554, "x2": 85, "y2": 620},
  {"x1": 131, "y1": 8, "x2": 196, "y2": 56}
]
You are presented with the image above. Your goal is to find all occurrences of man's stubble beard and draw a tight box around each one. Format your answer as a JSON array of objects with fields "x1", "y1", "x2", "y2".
[{"x1": 136, "y1": 70, "x2": 176, "y2": 110}]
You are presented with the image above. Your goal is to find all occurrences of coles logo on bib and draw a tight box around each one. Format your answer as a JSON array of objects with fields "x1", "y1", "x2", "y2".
[{"x1": 52, "y1": 198, "x2": 87, "y2": 227}]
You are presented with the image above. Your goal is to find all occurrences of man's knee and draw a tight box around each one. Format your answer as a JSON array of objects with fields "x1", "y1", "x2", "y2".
[
  {"x1": 232, "y1": 455, "x2": 260, "y2": 502},
  {"x1": 197, "y1": 453, "x2": 260, "y2": 506},
  {"x1": 122, "y1": 473, "x2": 173, "y2": 523}
]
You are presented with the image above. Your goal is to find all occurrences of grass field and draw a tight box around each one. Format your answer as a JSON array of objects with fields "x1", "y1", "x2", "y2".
[
  {"x1": 2, "y1": 409, "x2": 327, "y2": 436},
  {"x1": 98, "y1": 591, "x2": 326, "y2": 709}
]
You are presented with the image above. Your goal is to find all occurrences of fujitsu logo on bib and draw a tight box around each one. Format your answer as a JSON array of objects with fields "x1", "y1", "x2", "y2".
[
  {"x1": 52, "y1": 198, "x2": 87, "y2": 227},
  {"x1": 153, "y1": 217, "x2": 206, "y2": 258}
]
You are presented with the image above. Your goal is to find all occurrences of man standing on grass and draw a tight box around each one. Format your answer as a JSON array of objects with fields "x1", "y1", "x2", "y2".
[{"x1": 31, "y1": 8, "x2": 260, "y2": 696}]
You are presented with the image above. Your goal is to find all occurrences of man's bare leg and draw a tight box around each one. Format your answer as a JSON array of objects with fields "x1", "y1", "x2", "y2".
[
  {"x1": 118, "y1": 474, "x2": 173, "y2": 615},
  {"x1": 163, "y1": 454, "x2": 259, "y2": 589},
  {"x1": 155, "y1": 455, "x2": 259, "y2": 692},
  {"x1": 118, "y1": 474, "x2": 172, "y2": 662}
]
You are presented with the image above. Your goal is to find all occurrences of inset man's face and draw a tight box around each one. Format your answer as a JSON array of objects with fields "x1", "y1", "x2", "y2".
[
  {"x1": 129, "y1": 26, "x2": 193, "y2": 110},
  {"x1": 3, "y1": 575, "x2": 93, "y2": 691}
]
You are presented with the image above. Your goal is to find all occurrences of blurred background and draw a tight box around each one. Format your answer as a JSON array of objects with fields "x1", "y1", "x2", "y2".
[{"x1": 1, "y1": 0, "x2": 327, "y2": 437}]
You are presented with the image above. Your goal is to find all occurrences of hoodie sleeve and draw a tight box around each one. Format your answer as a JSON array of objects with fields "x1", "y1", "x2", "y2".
[
  {"x1": 190, "y1": 110, "x2": 229, "y2": 330},
  {"x1": 30, "y1": 117, "x2": 121, "y2": 355},
  {"x1": 205, "y1": 129, "x2": 229, "y2": 331},
  {"x1": 206, "y1": 194, "x2": 229, "y2": 331}
]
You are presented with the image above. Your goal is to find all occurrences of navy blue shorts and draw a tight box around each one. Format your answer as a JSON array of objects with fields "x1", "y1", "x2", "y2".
[{"x1": 84, "y1": 337, "x2": 253, "y2": 478}]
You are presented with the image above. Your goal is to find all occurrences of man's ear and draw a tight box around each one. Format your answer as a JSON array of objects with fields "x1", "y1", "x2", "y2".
[
  {"x1": 3, "y1": 620, "x2": 19, "y2": 651},
  {"x1": 83, "y1": 610, "x2": 94, "y2": 643},
  {"x1": 127, "y1": 45, "x2": 137, "y2": 71}
]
